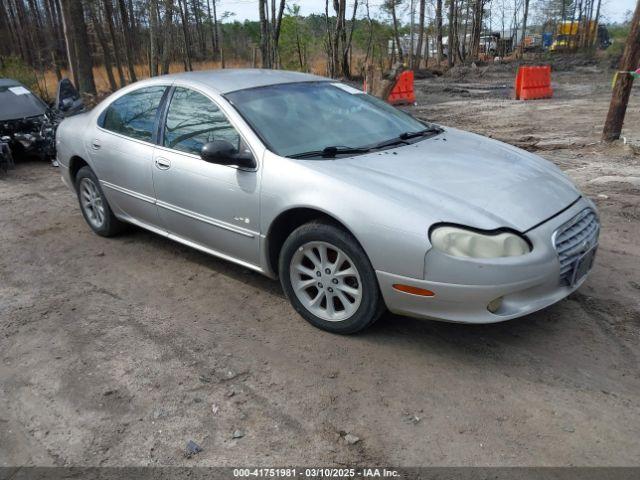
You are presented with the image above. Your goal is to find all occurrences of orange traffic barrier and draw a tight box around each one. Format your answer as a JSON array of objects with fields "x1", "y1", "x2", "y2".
[
  {"x1": 515, "y1": 65, "x2": 553, "y2": 100},
  {"x1": 363, "y1": 70, "x2": 416, "y2": 105},
  {"x1": 387, "y1": 70, "x2": 416, "y2": 105}
]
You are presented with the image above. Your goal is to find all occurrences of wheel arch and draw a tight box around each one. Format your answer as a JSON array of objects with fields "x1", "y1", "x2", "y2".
[
  {"x1": 265, "y1": 207, "x2": 365, "y2": 278},
  {"x1": 69, "y1": 155, "x2": 90, "y2": 190}
]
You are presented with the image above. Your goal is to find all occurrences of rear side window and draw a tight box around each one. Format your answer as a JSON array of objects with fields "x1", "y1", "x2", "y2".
[
  {"x1": 163, "y1": 87, "x2": 241, "y2": 155},
  {"x1": 101, "y1": 86, "x2": 166, "y2": 142}
]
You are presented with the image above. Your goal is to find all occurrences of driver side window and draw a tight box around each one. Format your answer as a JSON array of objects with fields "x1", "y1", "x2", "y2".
[{"x1": 163, "y1": 87, "x2": 241, "y2": 155}]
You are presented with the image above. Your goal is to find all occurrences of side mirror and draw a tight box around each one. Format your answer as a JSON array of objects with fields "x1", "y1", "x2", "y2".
[{"x1": 201, "y1": 140, "x2": 256, "y2": 169}]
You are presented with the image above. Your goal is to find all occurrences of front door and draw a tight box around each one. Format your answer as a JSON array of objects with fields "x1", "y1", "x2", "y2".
[{"x1": 152, "y1": 86, "x2": 261, "y2": 267}]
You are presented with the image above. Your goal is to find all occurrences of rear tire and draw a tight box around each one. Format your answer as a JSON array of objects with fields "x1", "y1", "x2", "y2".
[
  {"x1": 279, "y1": 221, "x2": 384, "y2": 334},
  {"x1": 75, "y1": 166, "x2": 124, "y2": 237}
]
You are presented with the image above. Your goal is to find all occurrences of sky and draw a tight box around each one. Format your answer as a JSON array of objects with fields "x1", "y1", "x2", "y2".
[{"x1": 215, "y1": 0, "x2": 636, "y2": 24}]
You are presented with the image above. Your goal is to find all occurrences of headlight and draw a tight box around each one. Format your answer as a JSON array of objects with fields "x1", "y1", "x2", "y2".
[{"x1": 430, "y1": 226, "x2": 530, "y2": 258}]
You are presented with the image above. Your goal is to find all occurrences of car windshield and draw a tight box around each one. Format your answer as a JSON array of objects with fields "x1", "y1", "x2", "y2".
[{"x1": 225, "y1": 82, "x2": 435, "y2": 158}]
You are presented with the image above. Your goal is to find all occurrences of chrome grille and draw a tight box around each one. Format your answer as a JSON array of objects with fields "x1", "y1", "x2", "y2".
[{"x1": 553, "y1": 208, "x2": 599, "y2": 285}]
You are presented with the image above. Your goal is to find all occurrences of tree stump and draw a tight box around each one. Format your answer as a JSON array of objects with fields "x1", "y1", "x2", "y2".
[{"x1": 365, "y1": 63, "x2": 405, "y2": 100}]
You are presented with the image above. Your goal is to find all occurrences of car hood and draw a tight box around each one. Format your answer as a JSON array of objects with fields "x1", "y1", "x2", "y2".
[
  {"x1": 0, "y1": 80, "x2": 48, "y2": 121},
  {"x1": 307, "y1": 128, "x2": 580, "y2": 232}
]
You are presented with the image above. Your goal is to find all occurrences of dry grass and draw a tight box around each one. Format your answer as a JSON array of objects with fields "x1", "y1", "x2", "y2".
[
  {"x1": 41, "y1": 59, "x2": 249, "y2": 96},
  {"x1": 41, "y1": 56, "x2": 331, "y2": 99}
]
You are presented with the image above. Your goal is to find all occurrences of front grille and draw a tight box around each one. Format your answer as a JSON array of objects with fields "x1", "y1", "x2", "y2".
[{"x1": 553, "y1": 208, "x2": 599, "y2": 285}]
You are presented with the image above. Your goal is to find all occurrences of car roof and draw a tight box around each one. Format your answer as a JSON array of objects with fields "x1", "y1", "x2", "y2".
[
  {"x1": 0, "y1": 78, "x2": 22, "y2": 87},
  {"x1": 151, "y1": 69, "x2": 330, "y2": 94}
]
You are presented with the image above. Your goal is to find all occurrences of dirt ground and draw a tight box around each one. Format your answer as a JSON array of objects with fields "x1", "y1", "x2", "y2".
[{"x1": 1, "y1": 65, "x2": 639, "y2": 467}]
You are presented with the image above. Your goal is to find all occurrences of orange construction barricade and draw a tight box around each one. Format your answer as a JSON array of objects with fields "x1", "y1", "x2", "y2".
[
  {"x1": 363, "y1": 70, "x2": 416, "y2": 105},
  {"x1": 515, "y1": 65, "x2": 553, "y2": 100},
  {"x1": 387, "y1": 70, "x2": 416, "y2": 105}
]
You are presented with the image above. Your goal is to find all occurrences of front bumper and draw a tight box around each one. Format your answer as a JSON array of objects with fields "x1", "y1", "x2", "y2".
[{"x1": 376, "y1": 197, "x2": 597, "y2": 324}]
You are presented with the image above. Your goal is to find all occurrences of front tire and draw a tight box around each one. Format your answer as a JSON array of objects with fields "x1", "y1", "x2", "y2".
[
  {"x1": 279, "y1": 222, "x2": 384, "y2": 334},
  {"x1": 75, "y1": 166, "x2": 124, "y2": 237}
]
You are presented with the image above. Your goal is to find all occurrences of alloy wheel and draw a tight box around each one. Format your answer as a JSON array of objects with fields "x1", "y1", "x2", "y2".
[
  {"x1": 289, "y1": 241, "x2": 363, "y2": 322},
  {"x1": 79, "y1": 177, "x2": 105, "y2": 229}
]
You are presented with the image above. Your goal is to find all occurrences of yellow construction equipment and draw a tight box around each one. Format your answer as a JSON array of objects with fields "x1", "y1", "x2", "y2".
[{"x1": 549, "y1": 20, "x2": 598, "y2": 51}]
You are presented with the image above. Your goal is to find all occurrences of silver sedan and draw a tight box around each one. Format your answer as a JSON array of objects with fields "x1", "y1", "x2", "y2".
[{"x1": 56, "y1": 69, "x2": 599, "y2": 333}]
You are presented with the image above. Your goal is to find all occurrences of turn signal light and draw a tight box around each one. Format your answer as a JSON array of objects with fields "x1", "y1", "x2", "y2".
[{"x1": 392, "y1": 284, "x2": 435, "y2": 297}]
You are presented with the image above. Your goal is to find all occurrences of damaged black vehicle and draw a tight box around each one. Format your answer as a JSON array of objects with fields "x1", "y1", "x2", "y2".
[{"x1": 0, "y1": 78, "x2": 84, "y2": 173}]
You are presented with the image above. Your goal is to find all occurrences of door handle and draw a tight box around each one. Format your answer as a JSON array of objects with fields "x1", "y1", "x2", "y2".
[
  {"x1": 155, "y1": 157, "x2": 171, "y2": 170},
  {"x1": 91, "y1": 140, "x2": 101, "y2": 150}
]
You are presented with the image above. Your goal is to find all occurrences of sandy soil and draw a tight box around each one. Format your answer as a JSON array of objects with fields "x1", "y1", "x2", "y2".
[{"x1": 1, "y1": 67, "x2": 639, "y2": 467}]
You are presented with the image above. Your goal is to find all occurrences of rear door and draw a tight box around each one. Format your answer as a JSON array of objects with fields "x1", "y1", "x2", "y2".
[
  {"x1": 88, "y1": 85, "x2": 168, "y2": 229},
  {"x1": 152, "y1": 86, "x2": 261, "y2": 267}
]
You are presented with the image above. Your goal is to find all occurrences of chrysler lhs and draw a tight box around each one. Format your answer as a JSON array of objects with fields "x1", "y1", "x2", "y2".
[{"x1": 56, "y1": 70, "x2": 599, "y2": 333}]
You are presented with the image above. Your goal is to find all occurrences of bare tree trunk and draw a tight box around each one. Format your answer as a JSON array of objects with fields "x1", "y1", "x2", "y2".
[
  {"x1": 212, "y1": 0, "x2": 219, "y2": 54},
  {"x1": 365, "y1": 62, "x2": 405, "y2": 99},
  {"x1": 50, "y1": 0, "x2": 68, "y2": 73},
  {"x1": 447, "y1": 0, "x2": 455, "y2": 67},
  {"x1": 205, "y1": 0, "x2": 216, "y2": 54},
  {"x1": 218, "y1": 13, "x2": 225, "y2": 67},
  {"x1": 149, "y1": 0, "x2": 159, "y2": 76},
  {"x1": 454, "y1": 0, "x2": 463, "y2": 63},
  {"x1": 15, "y1": 0, "x2": 38, "y2": 66},
  {"x1": 296, "y1": 34, "x2": 304, "y2": 70},
  {"x1": 591, "y1": 0, "x2": 602, "y2": 47},
  {"x1": 436, "y1": 0, "x2": 443, "y2": 62},
  {"x1": 191, "y1": 0, "x2": 205, "y2": 56},
  {"x1": 390, "y1": 0, "x2": 404, "y2": 62},
  {"x1": 324, "y1": 0, "x2": 335, "y2": 76},
  {"x1": 363, "y1": 0, "x2": 374, "y2": 66},
  {"x1": 117, "y1": 0, "x2": 138, "y2": 81},
  {"x1": 470, "y1": 0, "x2": 484, "y2": 59},
  {"x1": 415, "y1": 0, "x2": 426, "y2": 69},
  {"x1": 462, "y1": 0, "x2": 470, "y2": 60},
  {"x1": 331, "y1": 0, "x2": 345, "y2": 77},
  {"x1": 572, "y1": 0, "x2": 583, "y2": 50},
  {"x1": 127, "y1": 0, "x2": 138, "y2": 31},
  {"x1": 10, "y1": 0, "x2": 33, "y2": 65},
  {"x1": 72, "y1": 0, "x2": 96, "y2": 94},
  {"x1": 27, "y1": 0, "x2": 47, "y2": 74},
  {"x1": 271, "y1": 0, "x2": 286, "y2": 68},
  {"x1": 0, "y1": 2, "x2": 18, "y2": 58},
  {"x1": 161, "y1": 0, "x2": 175, "y2": 74},
  {"x1": 341, "y1": 0, "x2": 358, "y2": 78},
  {"x1": 58, "y1": 0, "x2": 77, "y2": 85},
  {"x1": 88, "y1": 1, "x2": 117, "y2": 90},
  {"x1": 582, "y1": 0, "x2": 592, "y2": 47},
  {"x1": 177, "y1": 0, "x2": 193, "y2": 70},
  {"x1": 519, "y1": 0, "x2": 529, "y2": 52},
  {"x1": 259, "y1": 0, "x2": 271, "y2": 68},
  {"x1": 584, "y1": 0, "x2": 598, "y2": 48},
  {"x1": 602, "y1": 0, "x2": 640, "y2": 141},
  {"x1": 42, "y1": 0, "x2": 63, "y2": 79},
  {"x1": 425, "y1": 33, "x2": 430, "y2": 67},
  {"x1": 102, "y1": 0, "x2": 127, "y2": 86},
  {"x1": 60, "y1": 0, "x2": 96, "y2": 94},
  {"x1": 127, "y1": 0, "x2": 139, "y2": 55}
]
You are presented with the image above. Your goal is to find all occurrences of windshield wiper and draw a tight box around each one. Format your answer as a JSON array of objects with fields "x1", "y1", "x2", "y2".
[
  {"x1": 399, "y1": 126, "x2": 444, "y2": 140},
  {"x1": 365, "y1": 126, "x2": 444, "y2": 152},
  {"x1": 289, "y1": 126, "x2": 444, "y2": 159},
  {"x1": 289, "y1": 145, "x2": 371, "y2": 159}
]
